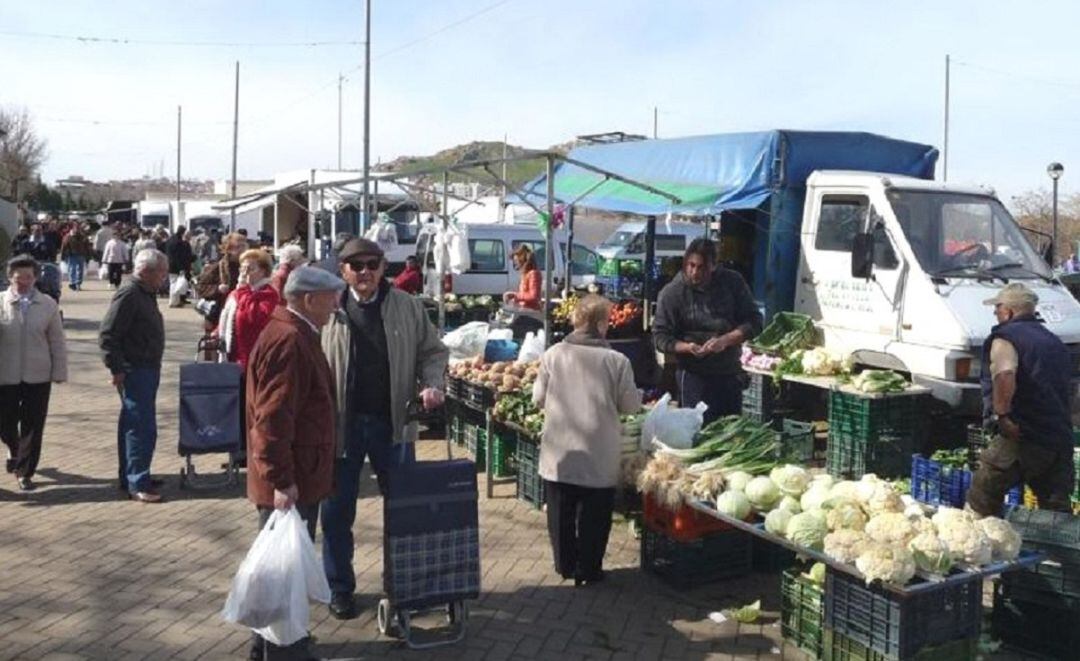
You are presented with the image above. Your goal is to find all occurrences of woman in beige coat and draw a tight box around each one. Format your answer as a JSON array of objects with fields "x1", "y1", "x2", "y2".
[
  {"x1": 0, "y1": 256, "x2": 68, "y2": 490},
  {"x1": 532, "y1": 295, "x2": 641, "y2": 586}
]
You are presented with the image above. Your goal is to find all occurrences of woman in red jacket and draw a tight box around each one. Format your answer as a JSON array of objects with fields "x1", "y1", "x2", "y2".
[
  {"x1": 504, "y1": 244, "x2": 542, "y2": 310},
  {"x1": 219, "y1": 249, "x2": 280, "y2": 368}
]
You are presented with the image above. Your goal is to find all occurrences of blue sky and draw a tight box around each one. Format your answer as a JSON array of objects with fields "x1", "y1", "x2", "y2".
[{"x1": 3, "y1": 0, "x2": 1079, "y2": 204}]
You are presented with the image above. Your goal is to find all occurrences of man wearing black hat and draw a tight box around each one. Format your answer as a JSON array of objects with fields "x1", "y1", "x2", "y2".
[{"x1": 319, "y1": 237, "x2": 449, "y2": 620}]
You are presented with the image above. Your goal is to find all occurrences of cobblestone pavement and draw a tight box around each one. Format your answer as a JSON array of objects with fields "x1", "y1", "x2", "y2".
[{"x1": 0, "y1": 276, "x2": 1019, "y2": 661}]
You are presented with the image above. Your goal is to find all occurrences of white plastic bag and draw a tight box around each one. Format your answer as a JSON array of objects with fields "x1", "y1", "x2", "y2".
[
  {"x1": 516, "y1": 330, "x2": 546, "y2": 364},
  {"x1": 222, "y1": 508, "x2": 330, "y2": 646},
  {"x1": 170, "y1": 274, "x2": 190, "y2": 298},
  {"x1": 641, "y1": 393, "x2": 707, "y2": 451},
  {"x1": 363, "y1": 216, "x2": 400, "y2": 254},
  {"x1": 441, "y1": 321, "x2": 490, "y2": 361},
  {"x1": 445, "y1": 223, "x2": 470, "y2": 275}
]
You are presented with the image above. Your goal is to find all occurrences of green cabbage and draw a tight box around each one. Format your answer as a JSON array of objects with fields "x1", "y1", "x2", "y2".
[
  {"x1": 716, "y1": 490, "x2": 751, "y2": 520},
  {"x1": 746, "y1": 476, "x2": 782, "y2": 510},
  {"x1": 787, "y1": 511, "x2": 829, "y2": 550},
  {"x1": 765, "y1": 508, "x2": 794, "y2": 536},
  {"x1": 770, "y1": 464, "x2": 811, "y2": 497}
]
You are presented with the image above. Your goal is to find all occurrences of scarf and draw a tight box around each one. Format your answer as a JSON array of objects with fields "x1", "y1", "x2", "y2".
[
  {"x1": 563, "y1": 329, "x2": 610, "y2": 349},
  {"x1": 219, "y1": 277, "x2": 272, "y2": 359}
]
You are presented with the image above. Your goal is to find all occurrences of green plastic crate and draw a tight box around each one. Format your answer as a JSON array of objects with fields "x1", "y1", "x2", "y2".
[
  {"x1": 781, "y1": 568, "x2": 824, "y2": 658},
  {"x1": 777, "y1": 419, "x2": 816, "y2": 464},
  {"x1": 747, "y1": 311, "x2": 816, "y2": 356},
  {"x1": 828, "y1": 390, "x2": 928, "y2": 441},
  {"x1": 516, "y1": 436, "x2": 545, "y2": 509},
  {"x1": 464, "y1": 423, "x2": 487, "y2": 467},
  {"x1": 1074, "y1": 448, "x2": 1080, "y2": 501},
  {"x1": 822, "y1": 629, "x2": 976, "y2": 661},
  {"x1": 490, "y1": 428, "x2": 517, "y2": 479}
]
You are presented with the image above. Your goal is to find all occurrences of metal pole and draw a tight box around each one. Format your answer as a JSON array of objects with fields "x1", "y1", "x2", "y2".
[
  {"x1": 500, "y1": 134, "x2": 507, "y2": 218},
  {"x1": 943, "y1": 54, "x2": 950, "y2": 182},
  {"x1": 653, "y1": 106, "x2": 658, "y2": 139},
  {"x1": 231, "y1": 61, "x2": 240, "y2": 231},
  {"x1": 564, "y1": 206, "x2": 574, "y2": 299},
  {"x1": 337, "y1": 73, "x2": 343, "y2": 170},
  {"x1": 360, "y1": 0, "x2": 372, "y2": 235},
  {"x1": 544, "y1": 155, "x2": 555, "y2": 347},
  {"x1": 438, "y1": 170, "x2": 449, "y2": 334},
  {"x1": 1053, "y1": 177, "x2": 1060, "y2": 267},
  {"x1": 176, "y1": 105, "x2": 182, "y2": 203},
  {"x1": 643, "y1": 215, "x2": 657, "y2": 326}
]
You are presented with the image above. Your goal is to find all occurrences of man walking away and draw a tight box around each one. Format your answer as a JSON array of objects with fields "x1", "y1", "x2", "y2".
[
  {"x1": 246, "y1": 266, "x2": 344, "y2": 660},
  {"x1": 653, "y1": 238, "x2": 762, "y2": 424},
  {"x1": 60, "y1": 225, "x2": 93, "y2": 291},
  {"x1": 99, "y1": 249, "x2": 168, "y2": 503},
  {"x1": 320, "y1": 238, "x2": 449, "y2": 620},
  {"x1": 165, "y1": 226, "x2": 195, "y2": 307},
  {"x1": 967, "y1": 283, "x2": 1077, "y2": 515}
]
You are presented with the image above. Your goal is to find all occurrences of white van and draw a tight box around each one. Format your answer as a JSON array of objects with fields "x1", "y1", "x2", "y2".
[
  {"x1": 595, "y1": 221, "x2": 705, "y2": 262},
  {"x1": 417, "y1": 223, "x2": 601, "y2": 296}
]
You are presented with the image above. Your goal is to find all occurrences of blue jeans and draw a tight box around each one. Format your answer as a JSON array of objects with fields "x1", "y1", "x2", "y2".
[
  {"x1": 117, "y1": 367, "x2": 161, "y2": 493},
  {"x1": 677, "y1": 370, "x2": 744, "y2": 425},
  {"x1": 67, "y1": 256, "x2": 86, "y2": 288},
  {"x1": 321, "y1": 415, "x2": 414, "y2": 595}
]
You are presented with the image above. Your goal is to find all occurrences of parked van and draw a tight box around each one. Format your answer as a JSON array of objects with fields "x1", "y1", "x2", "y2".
[
  {"x1": 417, "y1": 223, "x2": 601, "y2": 296},
  {"x1": 595, "y1": 221, "x2": 705, "y2": 262}
]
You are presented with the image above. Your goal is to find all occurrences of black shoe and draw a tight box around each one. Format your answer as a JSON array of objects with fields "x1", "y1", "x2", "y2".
[
  {"x1": 17, "y1": 477, "x2": 35, "y2": 492},
  {"x1": 328, "y1": 592, "x2": 357, "y2": 620},
  {"x1": 574, "y1": 571, "x2": 606, "y2": 587},
  {"x1": 150, "y1": 477, "x2": 164, "y2": 488},
  {"x1": 5, "y1": 459, "x2": 13, "y2": 474}
]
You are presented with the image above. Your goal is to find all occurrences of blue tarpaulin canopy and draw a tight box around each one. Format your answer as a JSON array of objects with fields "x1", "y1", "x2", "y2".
[{"x1": 516, "y1": 130, "x2": 938, "y2": 215}]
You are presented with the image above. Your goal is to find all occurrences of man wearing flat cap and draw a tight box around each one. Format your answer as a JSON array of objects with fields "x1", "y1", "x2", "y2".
[
  {"x1": 319, "y1": 237, "x2": 449, "y2": 620},
  {"x1": 967, "y1": 283, "x2": 1076, "y2": 516},
  {"x1": 245, "y1": 265, "x2": 345, "y2": 660}
]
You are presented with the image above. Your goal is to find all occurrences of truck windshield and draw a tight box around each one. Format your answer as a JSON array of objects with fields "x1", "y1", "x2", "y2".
[
  {"x1": 599, "y1": 231, "x2": 644, "y2": 253},
  {"x1": 886, "y1": 190, "x2": 1051, "y2": 280}
]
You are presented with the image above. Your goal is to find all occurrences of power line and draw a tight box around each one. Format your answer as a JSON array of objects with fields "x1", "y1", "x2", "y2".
[{"x1": 0, "y1": 28, "x2": 360, "y2": 48}]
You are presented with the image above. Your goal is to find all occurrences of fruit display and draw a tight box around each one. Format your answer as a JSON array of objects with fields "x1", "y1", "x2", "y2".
[
  {"x1": 447, "y1": 357, "x2": 540, "y2": 394},
  {"x1": 493, "y1": 391, "x2": 544, "y2": 436},
  {"x1": 608, "y1": 300, "x2": 642, "y2": 334},
  {"x1": 550, "y1": 294, "x2": 579, "y2": 328}
]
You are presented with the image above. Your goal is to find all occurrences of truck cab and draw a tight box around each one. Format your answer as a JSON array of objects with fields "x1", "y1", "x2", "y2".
[{"x1": 795, "y1": 171, "x2": 1080, "y2": 411}]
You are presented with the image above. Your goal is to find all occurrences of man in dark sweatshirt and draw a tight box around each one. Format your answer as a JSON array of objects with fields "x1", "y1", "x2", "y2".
[{"x1": 653, "y1": 238, "x2": 762, "y2": 424}]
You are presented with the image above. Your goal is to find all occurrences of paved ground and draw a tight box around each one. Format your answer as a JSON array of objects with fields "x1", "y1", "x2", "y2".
[{"x1": 0, "y1": 275, "x2": 1020, "y2": 661}]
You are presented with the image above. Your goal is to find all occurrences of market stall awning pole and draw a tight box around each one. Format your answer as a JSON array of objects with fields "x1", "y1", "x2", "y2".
[
  {"x1": 643, "y1": 215, "x2": 657, "y2": 328},
  {"x1": 438, "y1": 170, "x2": 449, "y2": 337},
  {"x1": 563, "y1": 205, "x2": 574, "y2": 299},
  {"x1": 544, "y1": 154, "x2": 555, "y2": 348}
]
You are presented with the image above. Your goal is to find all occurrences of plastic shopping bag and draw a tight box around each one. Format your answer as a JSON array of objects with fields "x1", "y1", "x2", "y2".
[
  {"x1": 641, "y1": 393, "x2": 707, "y2": 451},
  {"x1": 516, "y1": 330, "x2": 546, "y2": 364},
  {"x1": 222, "y1": 508, "x2": 330, "y2": 646},
  {"x1": 442, "y1": 321, "x2": 490, "y2": 361},
  {"x1": 170, "y1": 273, "x2": 190, "y2": 299}
]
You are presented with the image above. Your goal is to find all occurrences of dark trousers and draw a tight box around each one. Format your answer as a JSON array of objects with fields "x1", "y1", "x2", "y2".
[
  {"x1": 107, "y1": 263, "x2": 124, "y2": 287},
  {"x1": 544, "y1": 480, "x2": 615, "y2": 581},
  {"x1": 677, "y1": 369, "x2": 744, "y2": 425},
  {"x1": 116, "y1": 367, "x2": 160, "y2": 493},
  {"x1": 252, "y1": 504, "x2": 319, "y2": 660},
  {"x1": 968, "y1": 433, "x2": 1076, "y2": 516},
  {"x1": 0, "y1": 382, "x2": 52, "y2": 478},
  {"x1": 321, "y1": 415, "x2": 414, "y2": 596}
]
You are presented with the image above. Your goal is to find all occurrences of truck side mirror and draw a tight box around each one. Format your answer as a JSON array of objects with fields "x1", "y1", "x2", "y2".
[{"x1": 851, "y1": 232, "x2": 874, "y2": 279}]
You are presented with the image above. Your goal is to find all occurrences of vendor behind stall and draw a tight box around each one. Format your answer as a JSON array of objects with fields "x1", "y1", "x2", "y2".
[
  {"x1": 503, "y1": 244, "x2": 542, "y2": 310},
  {"x1": 653, "y1": 238, "x2": 762, "y2": 423}
]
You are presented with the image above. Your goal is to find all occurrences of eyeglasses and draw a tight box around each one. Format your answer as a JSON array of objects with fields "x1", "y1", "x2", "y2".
[{"x1": 346, "y1": 258, "x2": 382, "y2": 272}]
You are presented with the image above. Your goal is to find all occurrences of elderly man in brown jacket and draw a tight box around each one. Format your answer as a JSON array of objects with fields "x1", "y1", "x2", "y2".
[{"x1": 245, "y1": 265, "x2": 345, "y2": 661}]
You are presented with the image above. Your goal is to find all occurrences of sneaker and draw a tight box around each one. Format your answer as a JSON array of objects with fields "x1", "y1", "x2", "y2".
[{"x1": 17, "y1": 477, "x2": 35, "y2": 491}]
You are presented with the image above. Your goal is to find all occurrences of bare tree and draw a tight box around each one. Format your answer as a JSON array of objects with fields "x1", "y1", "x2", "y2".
[
  {"x1": 1011, "y1": 188, "x2": 1080, "y2": 261},
  {"x1": 0, "y1": 106, "x2": 48, "y2": 201}
]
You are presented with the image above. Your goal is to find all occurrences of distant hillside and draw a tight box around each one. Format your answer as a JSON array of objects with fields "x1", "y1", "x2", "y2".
[{"x1": 377, "y1": 140, "x2": 569, "y2": 186}]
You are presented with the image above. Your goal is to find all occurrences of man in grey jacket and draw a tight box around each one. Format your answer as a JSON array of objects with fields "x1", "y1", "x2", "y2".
[
  {"x1": 320, "y1": 238, "x2": 449, "y2": 619},
  {"x1": 653, "y1": 238, "x2": 762, "y2": 424}
]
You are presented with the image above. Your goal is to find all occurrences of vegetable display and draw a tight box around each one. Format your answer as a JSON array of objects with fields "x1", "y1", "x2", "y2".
[
  {"x1": 608, "y1": 300, "x2": 643, "y2": 332},
  {"x1": 492, "y1": 391, "x2": 545, "y2": 436},
  {"x1": 848, "y1": 369, "x2": 909, "y2": 393},
  {"x1": 747, "y1": 311, "x2": 816, "y2": 356},
  {"x1": 448, "y1": 357, "x2": 539, "y2": 394}
]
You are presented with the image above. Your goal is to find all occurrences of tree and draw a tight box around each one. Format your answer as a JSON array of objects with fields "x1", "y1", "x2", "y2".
[
  {"x1": 0, "y1": 107, "x2": 48, "y2": 201},
  {"x1": 1010, "y1": 188, "x2": 1080, "y2": 263}
]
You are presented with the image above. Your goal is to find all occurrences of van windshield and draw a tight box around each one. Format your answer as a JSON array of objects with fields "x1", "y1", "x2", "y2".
[
  {"x1": 886, "y1": 190, "x2": 1051, "y2": 280},
  {"x1": 599, "y1": 231, "x2": 644, "y2": 253}
]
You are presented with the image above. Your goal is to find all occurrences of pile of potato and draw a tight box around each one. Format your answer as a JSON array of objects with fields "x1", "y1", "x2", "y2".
[{"x1": 448, "y1": 357, "x2": 541, "y2": 394}]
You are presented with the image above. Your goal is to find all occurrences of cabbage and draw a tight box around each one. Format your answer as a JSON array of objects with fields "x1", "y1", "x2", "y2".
[
  {"x1": 770, "y1": 464, "x2": 811, "y2": 497},
  {"x1": 811, "y1": 474, "x2": 835, "y2": 491},
  {"x1": 800, "y1": 484, "x2": 832, "y2": 512},
  {"x1": 908, "y1": 531, "x2": 954, "y2": 576},
  {"x1": 777, "y1": 495, "x2": 802, "y2": 514},
  {"x1": 765, "y1": 508, "x2": 794, "y2": 536},
  {"x1": 807, "y1": 562, "x2": 826, "y2": 585},
  {"x1": 746, "y1": 476, "x2": 782, "y2": 510},
  {"x1": 787, "y1": 511, "x2": 829, "y2": 550},
  {"x1": 716, "y1": 490, "x2": 751, "y2": 520},
  {"x1": 726, "y1": 471, "x2": 753, "y2": 493}
]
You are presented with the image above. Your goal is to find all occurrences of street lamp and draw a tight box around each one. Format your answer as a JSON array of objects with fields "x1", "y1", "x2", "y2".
[{"x1": 1048, "y1": 162, "x2": 1065, "y2": 267}]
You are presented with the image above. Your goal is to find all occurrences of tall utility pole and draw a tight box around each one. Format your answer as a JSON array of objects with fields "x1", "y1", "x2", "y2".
[
  {"x1": 337, "y1": 73, "x2": 344, "y2": 170},
  {"x1": 231, "y1": 61, "x2": 240, "y2": 230},
  {"x1": 943, "y1": 54, "x2": 950, "y2": 181},
  {"x1": 176, "y1": 105, "x2": 182, "y2": 203},
  {"x1": 653, "y1": 106, "x2": 658, "y2": 139},
  {"x1": 500, "y1": 134, "x2": 508, "y2": 215},
  {"x1": 360, "y1": 0, "x2": 372, "y2": 234}
]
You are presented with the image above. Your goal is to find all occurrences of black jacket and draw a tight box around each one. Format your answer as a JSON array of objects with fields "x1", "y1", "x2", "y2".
[
  {"x1": 99, "y1": 279, "x2": 165, "y2": 374},
  {"x1": 165, "y1": 235, "x2": 195, "y2": 275},
  {"x1": 653, "y1": 268, "x2": 763, "y2": 375}
]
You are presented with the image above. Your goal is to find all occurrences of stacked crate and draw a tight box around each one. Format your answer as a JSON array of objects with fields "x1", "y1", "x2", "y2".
[
  {"x1": 515, "y1": 433, "x2": 544, "y2": 509},
  {"x1": 780, "y1": 568, "x2": 823, "y2": 659},
  {"x1": 826, "y1": 390, "x2": 929, "y2": 479}
]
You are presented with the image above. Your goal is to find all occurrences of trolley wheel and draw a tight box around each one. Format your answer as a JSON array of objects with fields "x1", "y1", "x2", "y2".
[
  {"x1": 446, "y1": 600, "x2": 468, "y2": 625},
  {"x1": 178, "y1": 468, "x2": 187, "y2": 490},
  {"x1": 377, "y1": 599, "x2": 402, "y2": 639}
]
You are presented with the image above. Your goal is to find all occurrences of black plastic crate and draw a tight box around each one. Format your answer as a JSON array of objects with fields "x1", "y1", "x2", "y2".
[
  {"x1": 463, "y1": 381, "x2": 496, "y2": 410},
  {"x1": 781, "y1": 568, "x2": 824, "y2": 658},
  {"x1": 823, "y1": 568, "x2": 981, "y2": 660},
  {"x1": 827, "y1": 432, "x2": 914, "y2": 479},
  {"x1": 965, "y1": 424, "x2": 988, "y2": 470},
  {"x1": 445, "y1": 375, "x2": 465, "y2": 401},
  {"x1": 741, "y1": 371, "x2": 778, "y2": 424},
  {"x1": 640, "y1": 525, "x2": 752, "y2": 589},
  {"x1": 1006, "y1": 508, "x2": 1080, "y2": 548},
  {"x1": 752, "y1": 534, "x2": 798, "y2": 572},
  {"x1": 992, "y1": 581, "x2": 1080, "y2": 659},
  {"x1": 821, "y1": 628, "x2": 977, "y2": 661},
  {"x1": 515, "y1": 436, "x2": 545, "y2": 510}
]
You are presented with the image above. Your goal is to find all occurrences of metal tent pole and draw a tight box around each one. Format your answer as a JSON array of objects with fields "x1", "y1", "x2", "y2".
[
  {"x1": 643, "y1": 214, "x2": 657, "y2": 326},
  {"x1": 176, "y1": 106, "x2": 182, "y2": 203},
  {"x1": 544, "y1": 155, "x2": 555, "y2": 347},
  {"x1": 231, "y1": 61, "x2": 240, "y2": 232},
  {"x1": 438, "y1": 170, "x2": 449, "y2": 335},
  {"x1": 564, "y1": 206, "x2": 574, "y2": 299},
  {"x1": 360, "y1": 0, "x2": 372, "y2": 235}
]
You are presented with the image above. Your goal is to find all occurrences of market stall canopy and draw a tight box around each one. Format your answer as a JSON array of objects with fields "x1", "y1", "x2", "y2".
[{"x1": 513, "y1": 130, "x2": 938, "y2": 215}]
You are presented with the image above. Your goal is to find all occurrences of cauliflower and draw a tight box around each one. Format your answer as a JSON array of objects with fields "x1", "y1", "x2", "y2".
[
  {"x1": 908, "y1": 531, "x2": 954, "y2": 576},
  {"x1": 865, "y1": 512, "x2": 917, "y2": 546},
  {"x1": 824, "y1": 529, "x2": 870, "y2": 563},
  {"x1": 689, "y1": 470, "x2": 726, "y2": 501},
  {"x1": 931, "y1": 506, "x2": 975, "y2": 530},
  {"x1": 829, "y1": 480, "x2": 861, "y2": 502},
  {"x1": 826, "y1": 499, "x2": 869, "y2": 532},
  {"x1": 937, "y1": 520, "x2": 993, "y2": 566},
  {"x1": 866, "y1": 482, "x2": 905, "y2": 516},
  {"x1": 976, "y1": 517, "x2": 1022, "y2": 561},
  {"x1": 856, "y1": 474, "x2": 883, "y2": 504},
  {"x1": 811, "y1": 473, "x2": 835, "y2": 491},
  {"x1": 802, "y1": 347, "x2": 844, "y2": 376},
  {"x1": 856, "y1": 542, "x2": 917, "y2": 586}
]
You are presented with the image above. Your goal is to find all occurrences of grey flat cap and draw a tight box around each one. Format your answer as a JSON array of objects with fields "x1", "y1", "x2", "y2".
[{"x1": 284, "y1": 265, "x2": 347, "y2": 296}]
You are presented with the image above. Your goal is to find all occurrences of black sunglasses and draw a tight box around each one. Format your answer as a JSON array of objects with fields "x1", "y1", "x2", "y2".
[{"x1": 346, "y1": 257, "x2": 382, "y2": 272}]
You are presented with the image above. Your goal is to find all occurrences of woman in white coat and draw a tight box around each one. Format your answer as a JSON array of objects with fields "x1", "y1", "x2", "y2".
[
  {"x1": 532, "y1": 294, "x2": 641, "y2": 586},
  {"x1": 0, "y1": 256, "x2": 68, "y2": 490},
  {"x1": 102, "y1": 233, "x2": 131, "y2": 289}
]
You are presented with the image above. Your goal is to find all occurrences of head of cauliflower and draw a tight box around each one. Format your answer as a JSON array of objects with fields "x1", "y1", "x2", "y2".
[
  {"x1": 936, "y1": 518, "x2": 993, "y2": 566},
  {"x1": 824, "y1": 529, "x2": 870, "y2": 564},
  {"x1": 865, "y1": 512, "x2": 917, "y2": 546},
  {"x1": 855, "y1": 542, "x2": 917, "y2": 586},
  {"x1": 908, "y1": 530, "x2": 954, "y2": 576},
  {"x1": 825, "y1": 499, "x2": 869, "y2": 532},
  {"x1": 976, "y1": 516, "x2": 1022, "y2": 561}
]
